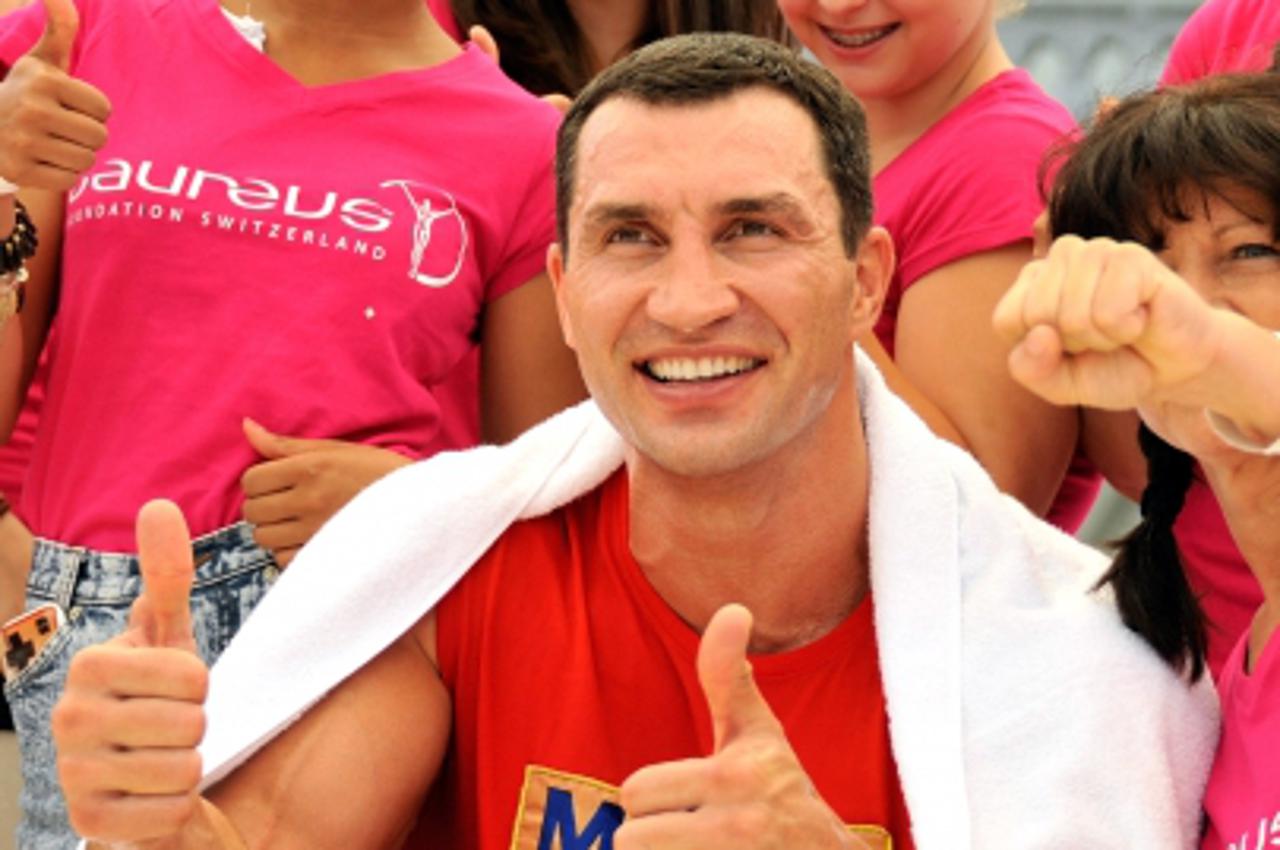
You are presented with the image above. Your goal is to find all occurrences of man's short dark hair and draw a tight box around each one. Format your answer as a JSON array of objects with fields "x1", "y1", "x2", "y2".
[{"x1": 555, "y1": 33, "x2": 873, "y2": 257}]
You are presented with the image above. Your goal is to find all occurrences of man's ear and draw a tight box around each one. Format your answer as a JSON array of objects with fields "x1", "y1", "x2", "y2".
[
  {"x1": 546, "y1": 242, "x2": 577, "y2": 350},
  {"x1": 850, "y1": 226, "x2": 894, "y2": 336}
]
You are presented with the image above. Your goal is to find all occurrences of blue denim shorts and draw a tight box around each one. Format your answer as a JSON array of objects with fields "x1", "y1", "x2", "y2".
[{"x1": 4, "y1": 522, "x2": 278, "y2": 850}]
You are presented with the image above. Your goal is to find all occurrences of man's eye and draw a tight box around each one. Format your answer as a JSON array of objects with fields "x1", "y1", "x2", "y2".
[
  {"x1": 725, "y1": 219, "x2": 779, "y2": 239},
  {"x1": 606, "y1": 227, "x2": 652, "y2": 245},
  {"x1": 1230, "y1": 242, "x2": 1280, "y2": 261}
]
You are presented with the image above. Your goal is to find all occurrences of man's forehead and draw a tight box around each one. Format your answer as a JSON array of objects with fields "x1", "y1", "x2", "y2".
[
  {"x1": 576, "y1": 87, "x2": 821, "y2": 158},
  {"x1": 570, "y1": 89, "x2": 831, "y2": 222}
]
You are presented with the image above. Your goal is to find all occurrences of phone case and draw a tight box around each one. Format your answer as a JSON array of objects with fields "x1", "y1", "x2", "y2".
[{"x1": 2, "y1": 603, "x2": 66, "y2": 681}]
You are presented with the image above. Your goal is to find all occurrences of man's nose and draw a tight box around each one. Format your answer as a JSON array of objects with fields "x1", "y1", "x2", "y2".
[{"x1": 645, "y1": 240, "x2": 740, "y2": 333}]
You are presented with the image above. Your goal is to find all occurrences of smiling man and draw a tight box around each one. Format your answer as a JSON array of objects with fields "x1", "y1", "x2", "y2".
[{"x1": 53, "y1": 34, "x2": 1215, "y2": 850}]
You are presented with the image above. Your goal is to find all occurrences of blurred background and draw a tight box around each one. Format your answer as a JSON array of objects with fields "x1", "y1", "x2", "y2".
[{"x1": 1002, "y1": 0, "x2": 1199, "y2": 118}]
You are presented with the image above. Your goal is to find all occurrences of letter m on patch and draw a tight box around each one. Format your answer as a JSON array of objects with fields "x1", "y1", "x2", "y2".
[
  {"x1": 510, "y1": 766, "x2": 626, "y2": 850},
  {"x1": 538, "y1": 788, "x2": 623, "y2": 850}
]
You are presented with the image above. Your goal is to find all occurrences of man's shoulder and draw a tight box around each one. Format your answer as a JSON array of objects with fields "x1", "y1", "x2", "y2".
[{"x1": 472, "y1": 476, "x2": 618, "y2": 581}]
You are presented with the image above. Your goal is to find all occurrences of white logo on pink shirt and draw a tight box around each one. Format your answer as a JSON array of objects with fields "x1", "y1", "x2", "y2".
[
  {"x1": 66, "y1": 159, "x2": 471, "y2": 287},
  {"x1": 1229, "y1": 809, "x2": 1280, "y2": 850},
  {"x1": 383, "y1": 180, "x2": 469, "y2": 288}
]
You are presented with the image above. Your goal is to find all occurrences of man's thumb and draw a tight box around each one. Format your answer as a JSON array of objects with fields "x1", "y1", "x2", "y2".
[
  {"x1": 30, "y1": 0, "x2": 79, "y2": 71},
  {"x1": 133, "y1": 500, "x2": 196, "y2": 650},
  {"x1": 697, "y1": 604, "x2": 776, "y2": 751}
]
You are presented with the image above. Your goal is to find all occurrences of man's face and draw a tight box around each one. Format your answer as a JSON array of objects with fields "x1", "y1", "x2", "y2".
[{"x1": 549, "y1": 88, "x2": 889, "y2": 478}]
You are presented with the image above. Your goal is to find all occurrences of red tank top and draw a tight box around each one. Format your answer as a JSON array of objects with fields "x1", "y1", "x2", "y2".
[{"x1": 410, "y1": 470, "x2": 914, "y2": 849}]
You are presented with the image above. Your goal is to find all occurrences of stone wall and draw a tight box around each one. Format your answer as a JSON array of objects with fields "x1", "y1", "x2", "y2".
[{"x1": 999, "y1": 0, "x2": 1201, "y2": 117}]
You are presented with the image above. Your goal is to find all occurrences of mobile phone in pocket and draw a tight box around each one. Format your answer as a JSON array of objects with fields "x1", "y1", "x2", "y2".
[{"x1": 2, "y1": 603, "x2": 66, "y2": 681}]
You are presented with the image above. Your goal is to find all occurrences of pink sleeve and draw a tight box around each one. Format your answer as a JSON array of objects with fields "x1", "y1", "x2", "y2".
[
  {"x1": 1161, "y1": 0, "x2": 1226, "y2": 85},
  {"x1": 1161, "y1": 0, "x2": 1279, "y2": 85},
  {"x1": 483, "y1": 125, "x2": 558, "y2": 302},
  {"x1": 893, "y1": 116, "x2": 1067, "y2": 290}
]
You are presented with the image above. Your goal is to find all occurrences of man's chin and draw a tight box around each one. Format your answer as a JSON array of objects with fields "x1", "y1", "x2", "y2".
[{"x1": 627, "y1": 434, "x2": 775, "y2": 481}]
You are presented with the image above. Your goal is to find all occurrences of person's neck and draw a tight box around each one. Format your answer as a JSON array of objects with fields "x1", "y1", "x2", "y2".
[
  {"x1": 567, "y1": 0, "x2": 650, "y2": 75},
  {"x1": 864, "y1": 25, "x2": 1014, "y2": 175},
  {"x1": 224, "y1": 0, "x2": 458, "y2": 84},
  {"x1": 627, "y1": 376, "x2": 871, "y2": 654}
]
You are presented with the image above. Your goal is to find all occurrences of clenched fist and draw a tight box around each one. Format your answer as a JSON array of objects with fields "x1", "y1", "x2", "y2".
[{"x1": 992, "y1": 235, "x2": 1228, "y2": 412}]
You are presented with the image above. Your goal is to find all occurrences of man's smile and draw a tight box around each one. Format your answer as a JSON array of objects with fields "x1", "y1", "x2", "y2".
[{"x1": 638, "y1": 355, "x2": 766, "y2": 384}]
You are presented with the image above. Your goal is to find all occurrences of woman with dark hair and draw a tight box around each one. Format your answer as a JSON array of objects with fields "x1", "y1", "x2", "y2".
[
  {"x1": 1047, "y1": 70, "x2": 1280, "y2": 681},
  {"x1": 995, "y1": 70, "x2": 1280, "y2": 847},
  {"x1": 426, "y1": 0, "x2": 788, "y2": 96}
]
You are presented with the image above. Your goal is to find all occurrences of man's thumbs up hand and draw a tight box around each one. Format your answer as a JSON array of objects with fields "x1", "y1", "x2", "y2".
[
  {"x1": 52, "y1": 500, "x2": 208, "y2": 844},
  {"x1": 697, "y1": 603, "x2": 781, "y2": 752},
  {"x1": 0, "y1": 0, "x2": 111, "y2": 191},
  {"x1": 615, "y1": 605, "x2": 867, "y2": 850}
]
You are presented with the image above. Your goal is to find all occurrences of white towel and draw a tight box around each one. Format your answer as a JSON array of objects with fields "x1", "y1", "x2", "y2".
[
  {"x1": 199, "y1": 399, "x2": 624, "y2": 787},
  {"x1": 175, "y1": 351, "x2": 1216, "y2": 847}
]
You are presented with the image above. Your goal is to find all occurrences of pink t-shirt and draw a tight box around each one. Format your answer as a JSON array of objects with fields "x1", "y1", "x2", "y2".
[
  {"x1": 0, "y1": 0, "x2": 561, "y2": 550},
  {"x1": 872, "y1": 69, "x2": 1073, "y2": 350},
  {"x1": 1161, "y1": 0, "x2": 1280, "y2": 86},
  {"x1": 1174, "y1": 472, "x2": 1264, "y2": 680},
  {"x1": 1201, "y1": 628, "x2": 1280, "y2": 850},
  {"x1": 872, "y1": 69, "x2": 1097, "y2": 531}
]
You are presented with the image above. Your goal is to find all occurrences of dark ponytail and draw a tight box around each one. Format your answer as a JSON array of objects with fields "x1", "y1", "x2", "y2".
[{"x1": 1094, "y1": 425, "x2": 1207, "y2": 681}]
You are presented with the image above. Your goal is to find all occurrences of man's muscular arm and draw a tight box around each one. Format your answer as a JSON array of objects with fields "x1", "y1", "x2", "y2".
[{"x1": 55, "y1": 501, "x2": 451, "y2": 850}]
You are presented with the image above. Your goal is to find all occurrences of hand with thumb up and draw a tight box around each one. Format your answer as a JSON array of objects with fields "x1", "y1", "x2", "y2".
[
  {"x1": 0, "y1": 0, "x2": 111, "y2": 191},
  {"x1": 52, "y1": 500, "x2": 210, "y2": 844},
  {"x1": 615, "y1": 605, "x2": 874, "y2": 850}
]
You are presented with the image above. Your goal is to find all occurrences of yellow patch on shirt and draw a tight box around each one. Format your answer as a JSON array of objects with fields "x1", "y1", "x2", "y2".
[{"x1": 508, "y1": 764, "x2": 894, "y2": 850}]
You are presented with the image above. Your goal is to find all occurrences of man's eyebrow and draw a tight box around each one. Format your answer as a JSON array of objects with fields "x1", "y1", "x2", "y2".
[
  {"x1": 717, "y1": 193, "x2": 815, "y2": 228},
  {"x1": 583, "y1": 202, "x2": 658, "y2": 227},
  {"x1": 718, "y1": 193, "x2": 802, "y2": 214}
]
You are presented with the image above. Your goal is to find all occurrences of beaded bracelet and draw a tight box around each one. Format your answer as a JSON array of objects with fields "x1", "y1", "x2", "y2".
[
  {"x1": 0, "y1": 200, "x2": 37, "y2": 276},
  {"x1": 0, "y1": 267, "x2": 26, "y2": 324}
]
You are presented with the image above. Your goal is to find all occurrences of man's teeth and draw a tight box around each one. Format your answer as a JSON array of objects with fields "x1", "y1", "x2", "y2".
[
  {"x1": 646, "y1": 356, "x2": 761, "y2": 383},
  {"x1": 826, "y1": 24, "x2": 896, "y2": 48}
]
